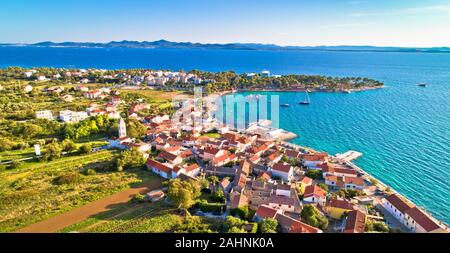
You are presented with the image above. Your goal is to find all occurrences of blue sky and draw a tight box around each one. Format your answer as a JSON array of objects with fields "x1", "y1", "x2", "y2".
[{"x1": 1, "y1": 0, "x2": 450, "y2": 46}]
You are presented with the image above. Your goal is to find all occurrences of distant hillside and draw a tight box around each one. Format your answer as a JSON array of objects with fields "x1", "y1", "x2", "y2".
[{"x1": 2, "y1": 40, "x2": 450, "y2": 53}]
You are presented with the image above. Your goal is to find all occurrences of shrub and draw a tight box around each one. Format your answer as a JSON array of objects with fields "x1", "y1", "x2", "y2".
[
  {"x1": 41, "y1": 142, "x2": 62, "y2": 161},
  {"x1": 79, "y1": 143, "x2": 92, "y2": 154},
  {"x1": 366, "y1": 220, "x2": 389, "y2": 233},
  {"x1": 210, "y1": 188, "x2": 225, "y2": 203},
  {"x1": 131, "y1": 193, "x2": 146, "y2": 204},
  {"x1": 53, "y1": 173, "x2": 81, "y2": 185},
  {"x1": 84, "y1": 168, "x2": 97, "y2": 175},
  {"x1": 230, "y1": 205, "x2": 250, "y2": 220},
  {"x1": 62, "y1": 139, "x2": 77, "y2": 152},
  {"x1": 301, "y1": 204, "x2": 329, "y2": 230},
  {"x1": 305, "y1": 169, "x2": 323, "y2": 180},
  {"x1": 197, "y1": 200, "x2": 225, "y2": 213},
  {"x1": 10, "y1": 160, "x2": 23, "y2": 169},
  {"x1": 259, "y1": 218, "x2": 279, "y2": 233}
]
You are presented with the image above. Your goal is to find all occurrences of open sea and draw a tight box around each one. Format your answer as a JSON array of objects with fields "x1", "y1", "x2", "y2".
[{"x1": 0, "y1": 46, "x2": 449, "y2": 224}]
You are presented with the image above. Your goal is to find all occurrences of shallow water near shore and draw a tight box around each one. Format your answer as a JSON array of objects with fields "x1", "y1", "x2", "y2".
[{"x1": 1, "y1": 46, "x2": 449, "y2": 224}]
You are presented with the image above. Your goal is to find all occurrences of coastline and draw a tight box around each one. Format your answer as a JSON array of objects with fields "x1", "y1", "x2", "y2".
[
  {"x1": 280, "y1": 140, "x2": 449, "y2": 230},
  {"x1": 208, "y1": 88, "x2": 448, "y2": 230},
  {"x1": 213, "y1": 85, "x2": 385, "y2": 97}
]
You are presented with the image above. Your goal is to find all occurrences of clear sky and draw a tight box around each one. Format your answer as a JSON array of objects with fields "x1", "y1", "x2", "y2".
[{"x1": 1, "y1": 0, "x2": 450, "y2": 47}]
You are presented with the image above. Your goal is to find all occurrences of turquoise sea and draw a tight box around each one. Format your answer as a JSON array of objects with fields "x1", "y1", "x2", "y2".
[{"x1": 0, "y1": 46, "x2": 449, "y2": 224}]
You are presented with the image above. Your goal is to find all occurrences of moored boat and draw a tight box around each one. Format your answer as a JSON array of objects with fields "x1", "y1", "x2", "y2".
[{"x1": 299, "y1": 91, "x2": 310, "y2": 105}]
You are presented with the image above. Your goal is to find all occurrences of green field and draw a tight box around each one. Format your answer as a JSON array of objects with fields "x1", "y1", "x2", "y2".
[
  {"x1": 0, "y1": 149, "x2": 155, "y2": 232},
  {"x1": 59, "y1": 202, "x2": 184, "y2": 233}
]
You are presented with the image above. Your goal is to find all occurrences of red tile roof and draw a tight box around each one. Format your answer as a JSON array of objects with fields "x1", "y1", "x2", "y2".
[
  {"x1": 301, "y1": 176, "x2": 313, "y2": 185},
  {"x1": 275, "y1": 213, "x2": 321, "y2": 233},
  {"x1": 272, "y1": 163, "x2": 292, "y2": 173},
  {"x1": 385, "y1": 194, "x2": 415, "y2": 213},
  {"x1": 328, "y1": 198, "x2": 355, "y2": 210},
  {"x1": 258, "y1": 171, "x2": 272, "y2": 181},
  {"x1": 184, "y1": 163, "x2": 200, "y2": 173},
  {"x1": 158, "y1": 151, "x2": 179, "y2": 162},
  {"x1": 344, "y1": 210, "x2": 366, "y2": 233},
  {"x1": 204, "y1": 147, "x2": 220, "y2": 155},
  {"x1": 255, "y1": 205, "x2": 279, "y2": 219},
  {"x1": 405, "y1": 207, "x2": 441, "y2": 232},
  {"x1": 146, "y1": 159, "x2": 172, "y2": 173},
  {"x1": 301, "y1": 152, "x2": 328, "y2": 161},
  {"x1": 344, "y1": 177, "x2": 364, "y2": 186},
  {"x1": 304, "y1": 184, "x2": 326, "y2": 199}
]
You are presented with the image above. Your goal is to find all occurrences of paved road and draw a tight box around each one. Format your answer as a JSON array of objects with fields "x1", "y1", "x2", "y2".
[{"x1": 16, "y1": 178, "x2": 164, "y2": 233}]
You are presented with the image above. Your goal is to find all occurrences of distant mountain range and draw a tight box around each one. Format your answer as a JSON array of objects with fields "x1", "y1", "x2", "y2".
[{"x1": 1, "y1": 39, "x2": 450, "y2": 53}]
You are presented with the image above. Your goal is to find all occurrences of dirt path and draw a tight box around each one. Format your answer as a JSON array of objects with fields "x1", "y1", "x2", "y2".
[{"x1": 16, "y1": 178, "x2": 164, "y2": 233}]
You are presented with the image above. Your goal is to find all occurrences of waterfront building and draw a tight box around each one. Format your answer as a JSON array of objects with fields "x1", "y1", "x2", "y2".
[
  {"x1": 382, "y1": 194, "x2": 446, "y2": 233},
  {"x1": 261, "y1": 70, "x2": 270, "y2": 77}
]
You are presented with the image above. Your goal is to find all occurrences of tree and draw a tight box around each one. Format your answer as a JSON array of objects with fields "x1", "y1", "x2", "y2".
[
  {"x1": 42, "y1": 142, "x2": 62, "y2": 161},
  {"x1": 79, "y1": 143, "x2": 92, "y2": 154},
  {"x1": 228, "y1": 226, "x2": 246, "y2": 233},
  {"x1": 210, "y1": 187, "x2": 225, "y2": 203},
  {"x1": 305, "y1": 169, "x2": 323, "y2": 180},
  {"x1": 301, "y1": 204, "x2": 329, "y2": 230},
  {"x1": 365, "y1": 220, "x2": 389, "y2": 233},
  {"x1": 61, "y1": 139, "x2": 77, "y2": 152},
  {"x1": 224, "y1": 216, "x2": 247, "y2": 233},
  {"x1": 127, "y1": 119, "x2": 146, "y2": 139},
  {"x1": 165, "y1": 178, "x2": 201, "y2": 212},
  {"x1": 259, "y1": 218, "x2": 279, "y2": 233},
  {"x1": 115, "y1": 148, "x2": 146, "y2": 170},
  {"x1": 230, "y1": 205, "x2": 250, "y2": 220},
  {"x1": 208, "y1": 175, "x2": 219, "y2": 188},
  {"x1": 334, "y1": 189, "x2": 364, "y2": 199}
]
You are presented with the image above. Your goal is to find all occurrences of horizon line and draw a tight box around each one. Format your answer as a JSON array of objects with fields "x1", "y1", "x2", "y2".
[{"x1": 1, "y1": 39, "x2": 449, "y2": 49}]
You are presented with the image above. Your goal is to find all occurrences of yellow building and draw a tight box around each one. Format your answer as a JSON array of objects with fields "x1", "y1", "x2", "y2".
[{"x1": 325, "y1": 198, "x2": 356, "y2": 220}]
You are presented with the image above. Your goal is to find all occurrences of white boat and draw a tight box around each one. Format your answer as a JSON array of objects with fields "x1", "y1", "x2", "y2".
[{"x1": 299, "y1": 91, "x2": 310, "y2": 105}]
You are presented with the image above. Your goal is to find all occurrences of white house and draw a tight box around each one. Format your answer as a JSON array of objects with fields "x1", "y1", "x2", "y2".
[
  {"x1": 382, "y1": 194, "x2": 415, "y2": 224},
  {"x1": 382, "y1": 194, "x2": 446, "y2": 233},
  {"x1": 303, "y1": 184, "x2": 326, "y2": 206},
  {"x1": 403, "y1": 207, "x2": 446, "y2": 233},
  {"x1": 37, "y1": 76, "x2": 47, "y2": 81},
  {"x1": 301, "y1": 153, "x2": 328, "y2": 169},
  {"x1": 35, "y1": 110, "x2": 53, "y2": 121},
  {"x1": 270, "y1": 162, "x2": 293, "y2": 181},
  {"x1": 59, "y1": 110, "x2": 88, "y2": 122},
  {"x1": 146, "y1": 159, "x2": 173, "y2": 179},
  {"x1": 275, "y1": 184, "x2": 292, "y2": 197},
  {"x1": 171, "y1": 163, "x2": 201, "y2": 179},
  {"x1": 268, "y1": 195, "x2": 297, "y2": 213}
]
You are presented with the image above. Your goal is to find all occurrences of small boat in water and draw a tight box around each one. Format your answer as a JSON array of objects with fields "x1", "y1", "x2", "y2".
[
  {"x1": 417, "y1": 83, "x2": 427, "y2": 87},
  {"x1": 299, "y1": 91, "x2": 310, "y2": 105},
  {"x1": 280, "y1": 104, "x2": 290, "y2": 107}
]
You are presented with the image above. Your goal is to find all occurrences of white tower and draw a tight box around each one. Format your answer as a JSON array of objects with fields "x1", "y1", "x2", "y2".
[{"x1": 118, "y1": 117, "x2": 127, "y2": 138}]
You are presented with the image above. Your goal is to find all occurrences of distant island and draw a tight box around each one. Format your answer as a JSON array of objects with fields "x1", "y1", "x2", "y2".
[{"x1": 1, "y1": 39, "x2": 450, "y2": 53}]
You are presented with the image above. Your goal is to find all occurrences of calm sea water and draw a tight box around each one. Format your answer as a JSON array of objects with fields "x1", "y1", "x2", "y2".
[{"x1": 0, "y1": 46, "x2": 449, "y2": 224}]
